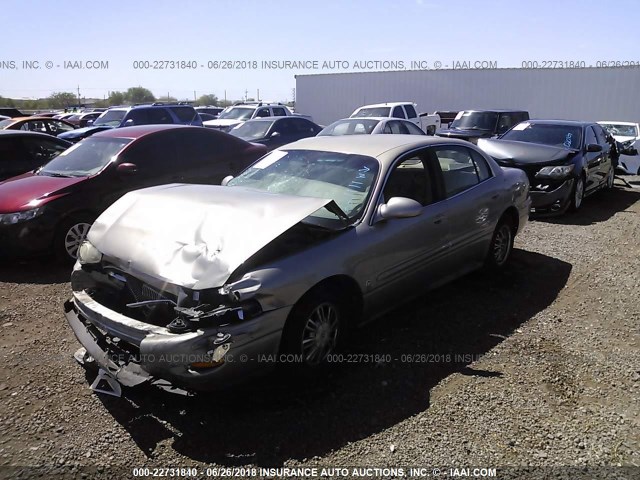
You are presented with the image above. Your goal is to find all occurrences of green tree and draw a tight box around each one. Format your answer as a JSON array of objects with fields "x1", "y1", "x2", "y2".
[
  {"x1": 125, "y1": 86, "x2": 155, "y2": 104},
  {"x1": 47, "y1": 92, "x2": 77, "y2": 109},
  {"x1": 0, "y1": 95, "x2": 15, "y2": 107},
  {"x1": 196, "y1": 94, "x2": 219, "y2": 106},
  {"x1": 107, "y1": 91, "x2": 126, "y2": 106}
]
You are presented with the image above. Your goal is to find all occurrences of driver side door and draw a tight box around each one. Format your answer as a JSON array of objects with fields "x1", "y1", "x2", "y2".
[{"x1": 361, "y1": 148, "x2": 452, "y2": 316}]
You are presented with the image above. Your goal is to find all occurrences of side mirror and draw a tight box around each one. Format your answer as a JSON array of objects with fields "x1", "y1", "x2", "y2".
[
  {"x1": 221, "y1": 175, "x2": 234, "y2": 186},
  {"x1": 124, "y1": 119, "x2": 135, "y2": 127},
  {"x1": 270, "y1": 131, "x2": 281, "y2": 138},
  {"x1": 378, "y1": 197, "x2": 423, "y2": 220},
  {"x1": 116, "y1": 163, "x2": 138, "y2": 176},
  {"x1": 620, "y1": 146, "x2": 638, "y2": 156},
  {"x1": 86, "y1": 119, "x2": 94, "y2": 126},
  {"x1": 586, "y1": 143, "x2": 602, "y2": 153}
]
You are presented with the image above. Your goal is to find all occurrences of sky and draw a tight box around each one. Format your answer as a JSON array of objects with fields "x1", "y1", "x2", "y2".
[{"x1": 1, "y1": 0, "x2": 639, "y2": 102}]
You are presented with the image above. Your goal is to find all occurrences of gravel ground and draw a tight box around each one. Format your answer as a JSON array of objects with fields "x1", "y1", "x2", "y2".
[{"x1": 0, "y1": 178, "x2": 639, "y2": 478}]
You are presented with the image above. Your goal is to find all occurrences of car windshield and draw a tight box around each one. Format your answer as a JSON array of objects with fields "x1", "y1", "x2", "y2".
[
  {"x1": 450, "y1": 111, "x2": 498, "y2": 130},
  {"x1": 601, "y1": 124, "x2": 638, "y2": 138},
  {"x1": 218, "y1": 107, "x2": 255, "y2": 120},
  {"x1": 501, "y1": 123, "x2": 583, "y2": 149},
  {"x1": 353, "y1": 107, "x2": 390, "y2": 118},
  {"x1": 94, "y1": 110, "x2": 126, "y2": 127},
  {"x1": 228, "y1": 149, "x2": 379, "y2": 226},
  {"x1": 230, "y1": 120, "x2": 274, "y2": 140},
  {"x1": 39, "y1": 137, "x2": 132, "y2": 177},
  {"x1": 318, "y1": 119, "x2": 380, "y2": 136},
  {"x1": 0, "y1": 119, "x2": 14, "y2": 128}
]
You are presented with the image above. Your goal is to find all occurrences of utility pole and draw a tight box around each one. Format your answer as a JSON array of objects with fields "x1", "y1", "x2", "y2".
[
  {"x1": 77, "y1": 85, "x2": 81, "y2": 108},
  {"x1": 244, "y1": 89, "x2": 248, "y2": 101},
  {"x1": 194, "y1": 90, "x2": 196, "y2": 103},
  {"x1": 257, "y1": 89, "x2": 260, "y2": 101}
]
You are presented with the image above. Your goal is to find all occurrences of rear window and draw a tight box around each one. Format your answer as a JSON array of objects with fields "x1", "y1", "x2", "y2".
[
  {"x1": 353, "y1": 107, "x2": 391, "y2": 118},
  {"x1": 171, "y1": 106, "x2": 198, "y2": 122}
]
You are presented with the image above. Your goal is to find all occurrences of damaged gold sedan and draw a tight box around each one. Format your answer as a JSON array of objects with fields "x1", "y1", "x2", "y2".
[{"x1": 64, "y1": 135, "x2": 531, "y2": 393}]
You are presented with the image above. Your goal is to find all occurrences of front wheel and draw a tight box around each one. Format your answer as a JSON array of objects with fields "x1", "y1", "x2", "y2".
[
  {"x1": 569, "y1": 175, "x2": 585, "y2": 212},
  {"x1": 280, "y1": 289, "x2": 345, "y2": 369},
  {"x1": 54, "y1": 215, "x2": 93, "y2": 263},
  {"x1": 485, "y1": 218, "x2": 514, "y2": 269},
  {"x1": 605, "y1": 167, "x2": 615, "y2": 189}
]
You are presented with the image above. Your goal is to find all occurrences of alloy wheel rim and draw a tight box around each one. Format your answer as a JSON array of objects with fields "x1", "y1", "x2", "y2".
[
  {"x1": 493, "y1": 225, "x2": 512, "y2": 265},
  {"x1": 575, "y1": 178, "x2": 584, "y2": 208},
  {"x1": 64, "y1": 223, "x2": 91, "y2": 259},
  {"x1": 301, "y1": 302, "x2": 339, "y2": 365}
]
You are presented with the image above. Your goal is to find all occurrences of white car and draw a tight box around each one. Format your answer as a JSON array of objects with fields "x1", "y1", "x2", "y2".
[
  {"x1": 350, "y1": 102, "x2": 441, "y2": 135},
  {"x1": 318, "y1": 117, "x2": 426, "y2": 136},
  {"x1": 598, "y1": 121, "x2": 640, "y2": 175}
]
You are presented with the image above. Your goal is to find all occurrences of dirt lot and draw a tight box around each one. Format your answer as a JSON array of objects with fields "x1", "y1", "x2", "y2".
[{"x1": 0, "y1": 179, "x2": 639, "y2": 477}]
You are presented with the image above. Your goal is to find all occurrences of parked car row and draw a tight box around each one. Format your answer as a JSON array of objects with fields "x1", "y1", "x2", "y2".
[{"x1": 0, "y1": 97, "x2": 637, "y2": 395}]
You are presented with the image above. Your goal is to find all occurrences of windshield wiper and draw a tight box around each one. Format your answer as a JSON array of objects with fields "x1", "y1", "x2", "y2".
[{"x1": 40, "y1": 172, "x2": 72, "y2": 178}]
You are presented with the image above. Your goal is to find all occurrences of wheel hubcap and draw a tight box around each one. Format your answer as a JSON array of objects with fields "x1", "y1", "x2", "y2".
[
  {"x1": 493, "y1": 225, "x2": 512, "y2": 265},
  {"x1": 575, "y1": 179, "x2": 584, "y2": 208},
  {"x1": 301, "y1": 303, "x2": 339, "y2": 365},
  {"x1": 64, "y1": 223, "x2": 91, "y2": 259}
]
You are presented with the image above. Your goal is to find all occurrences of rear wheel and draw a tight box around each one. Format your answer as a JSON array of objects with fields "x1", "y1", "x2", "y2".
[
  {"x1": 569, "y1": 175, "x2": 585, "y2": 212},
  {"x1": 485, "y1": 218, "x2": 514, "y2": 269},
  {"x1": 54, "y1": 214, "x2": 93, "y2": 263}
]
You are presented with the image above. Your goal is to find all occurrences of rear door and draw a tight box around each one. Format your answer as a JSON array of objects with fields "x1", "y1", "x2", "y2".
[
  {"x1": 593, "y1": 124, "x2": 613, "y2": 184},
  {"x1": 432, "y1": 145, "x2": 501, "y2": 268}
]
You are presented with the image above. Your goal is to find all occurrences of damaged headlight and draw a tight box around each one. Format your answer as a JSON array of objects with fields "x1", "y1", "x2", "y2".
[
  {"x1": 535, "y1": 164, "x2": 574, "y2": 179},
  {"x1": 0, "y1": 207, "x2": 43, "y2": 225},
  {"x1": 77, "y1": 241, "x2": 102, "y2": 265}
]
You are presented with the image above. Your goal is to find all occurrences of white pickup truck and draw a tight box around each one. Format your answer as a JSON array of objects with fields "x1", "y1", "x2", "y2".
[
  {"x1": 350, "y1": 102, "x2": 441, "y2": 135},
  {"x1": 203, "y1": 102, "x2": 312, "y2": 132}
]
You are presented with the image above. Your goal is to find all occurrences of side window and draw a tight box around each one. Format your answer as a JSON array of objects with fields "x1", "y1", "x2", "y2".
[
  {"x1": 434, "y1": 146, "x2": 482, "y2": 197},
  {"x1": 292, "y1": 118, "x2": 314, "y2": 133},
  {"x1": 382, "y1": 122, "x2": 393, "y2": 134},
  {"x1": 497, "y1": 114, "x2": 514, "y2": 134},
  {"x1": 125, "y1": 109, "x2": 149, "y2": 126},
  {"x1": 171, "y1": 106, "x2": 198, "y2": 123},
  {"x1": 274, "y1": 119, "x2": 293, "y2": 134},
  {"x1": 121, "y1": 134, "x2": 178, "y2": 172},
  {"x1": 255, "y1": 109, "x2": 270, "y2": 118},
  {"x1": 391, "y1": 106, "x2": 405, "y2": 119},
  {"x1": 0, "y1": 138, "x2": 25, "y2": 170},
  {"x1": 147, "y1": 108, "x2": 173, "y2": 124},
  {"x1": 272, "y1": 107, "x2": 287, "y2": 116},
  {"x1": 593, "y1": 125, "x2": 609, "y2": 145},
  {"x1": 22, "y1": 138, "x2": 67, "y2": 162},
  {"x1": 21, "y1": 121, "x2": 47, "y2": 133},
  {"x1": 388, "y1": 120, "x2": 409, "y2": 134},
  {"x1": 404, "y1": 121, "x2": 426, "y2": 135},
  {"x1": 585, "y1": 127, "x2": 597, "y2": 147},
  {"x1": 383, "y1": 156, "x2": 433, "y2": 206},
  {"x1": 470, "y1": 149, "x2": 493, "y2": 181},
  {"x1": 404, "y1": 105, "x2": 418, "y2": 119}
]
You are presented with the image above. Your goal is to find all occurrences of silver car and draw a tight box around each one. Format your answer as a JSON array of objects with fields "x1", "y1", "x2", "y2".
[
  {"x1": 65, "y1": 135, "x2": 531, "y2": 392},
  {"x1": 318, "y1": 117, "x2": 427, "y2": 136}
]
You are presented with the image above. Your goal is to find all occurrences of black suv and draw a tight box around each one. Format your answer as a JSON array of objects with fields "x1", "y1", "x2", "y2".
[{"x1": 437, "y1": 110, "x2": 530, "y2": 143}]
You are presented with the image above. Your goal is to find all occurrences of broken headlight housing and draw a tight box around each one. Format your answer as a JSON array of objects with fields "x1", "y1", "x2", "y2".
[
  {"x1": 535, "y1": 164, "x2": 574, "y2": 179},
  {"x1": 77, "y1": 241, "x2": 102, "y2": 265},
  {"x1": 0, "y1": 207, "x2": 43, "y2": 225}
]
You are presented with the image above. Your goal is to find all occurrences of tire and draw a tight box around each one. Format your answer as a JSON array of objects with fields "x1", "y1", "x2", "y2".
[
  {"x1": 485, "y1": 217, "x2": 515, "y2": 270},
  {"x1": 605, "y1": 167, "x2": 615, "y2": 190},
  {"x1": 569, "y1": 175, "x2": 585, "y2": 212},
  {"x1": 54, "y1": 214, "x2": 93, "y2": 263},
  {"x1": 280, "y1": 288, "x2": 345, "y2": 369}
]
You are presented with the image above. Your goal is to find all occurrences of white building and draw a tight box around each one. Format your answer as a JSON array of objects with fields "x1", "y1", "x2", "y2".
[{"x1": 296, "y1": 68, "x2": 640, "y2": 126}]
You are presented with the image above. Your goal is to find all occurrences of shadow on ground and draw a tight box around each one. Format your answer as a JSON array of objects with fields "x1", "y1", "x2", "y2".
[
  {"x1": 0, "y1": 256, "x2": 71, "y2": 284},
  {"x1": 538, "y1": 185, "x2": 640, "y2": 226},
  {"x1": 95, "y1": 248, "x2": 571, "y2": 466}
]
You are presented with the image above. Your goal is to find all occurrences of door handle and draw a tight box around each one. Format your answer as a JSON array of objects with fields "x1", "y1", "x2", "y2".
[
  {"x1": 491, "y1": 194, "x2": 500, "y2": 200},
  {"x1": 434, "y1": 214, "x2": 445, "y2": 224}
]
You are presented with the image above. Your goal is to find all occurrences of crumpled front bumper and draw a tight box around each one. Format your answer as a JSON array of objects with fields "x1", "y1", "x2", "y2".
[
  {"x1": 530, "y1": 178, "x2": 574, "y2": 215},
  {"x1": 64, "y1": 290, "x2": 290, "y2": 392}
]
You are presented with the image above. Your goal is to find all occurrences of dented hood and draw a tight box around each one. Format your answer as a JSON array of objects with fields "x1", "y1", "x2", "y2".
[{"x1": 88, "y1": 184, "x2": 332, "y2": 289}]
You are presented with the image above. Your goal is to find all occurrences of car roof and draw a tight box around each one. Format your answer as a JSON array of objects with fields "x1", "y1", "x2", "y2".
[
  {"x1": 244, "y1": 116, "x2": 305, "y2": 122},
  {"x1": 525, "y1": 119, "x2": 592, "y2": 127},
  {"x1": 3, "y1": 116, "x2": 62, "y2": 122},
  {"x1": 460, "y1": 109, "x2": 528, "y2": 113},
  {"x1": 338, "y1": 117, "x2": 387, "y2": 121},
  {"x1": 282, "y1": 134, "x2": 470, "y2": 160},
  {"x1": 93, "y1": 124, "x2": 197, "y2": 140},
  {"x1": 598, "y1": 121, "x2": 638, "y2": 126},
  {"x1": 0, "y1": 130, "x2": 70, "y2": 142},
  {"x1": 356, "y1": 102, "x2": 414, "y2": 108}
]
